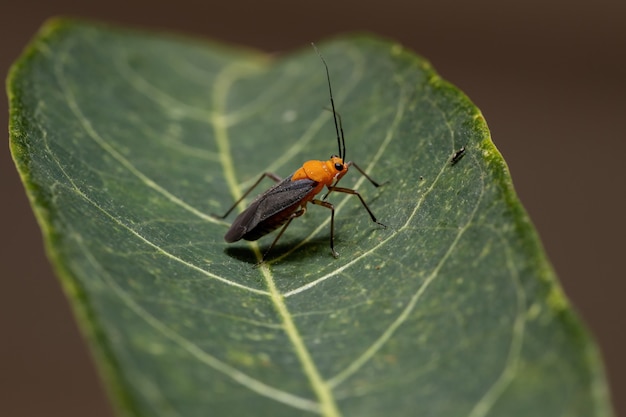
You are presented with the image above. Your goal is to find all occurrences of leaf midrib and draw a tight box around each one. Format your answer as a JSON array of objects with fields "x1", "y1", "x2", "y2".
[{"x1": 211, "y1": 60, "x2": 341, "y2": 415}]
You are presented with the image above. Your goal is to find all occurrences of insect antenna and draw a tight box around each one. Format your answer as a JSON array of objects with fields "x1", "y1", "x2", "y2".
[{"x1": 312, "y1": 43, "x2": 346, "y2": 161}]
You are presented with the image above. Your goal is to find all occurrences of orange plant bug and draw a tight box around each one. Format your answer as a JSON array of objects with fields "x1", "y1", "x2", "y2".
[{"x1": 217, "y1": 43, "x2": 386, "y2": 264}]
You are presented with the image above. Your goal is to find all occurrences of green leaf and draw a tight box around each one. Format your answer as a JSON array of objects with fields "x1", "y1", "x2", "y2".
[{"x1": 8, "y1": 19, "x2": 613, "y2": 417}]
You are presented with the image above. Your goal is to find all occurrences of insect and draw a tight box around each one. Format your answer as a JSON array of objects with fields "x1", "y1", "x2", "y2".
[
  {"x1": 216, "y1": 44, "x2": 386, "y2": 264},
  {"x1": 449, "y1": 146, "x2": 466, "y2": 165}
]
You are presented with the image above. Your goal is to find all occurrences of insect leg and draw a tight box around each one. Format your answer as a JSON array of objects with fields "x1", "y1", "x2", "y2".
[
  {"x1": 216, "y1": 173, "x2": 282, "y2": 219},
  {"x1": 348, "y1": 162, "x2": 386, "y2": 187},
  {"x1": 322, "y1": 161, "x2": 385, "y2": 201},
  {"x1": 256, "y1": 207, "x2": 307, "y2": 266},
  {"x1": 326, "y1": 186, "x2": 386, "y2": 228},
  {"x1": 311, "y1": 199, "x2": 339, "y2": 258}
]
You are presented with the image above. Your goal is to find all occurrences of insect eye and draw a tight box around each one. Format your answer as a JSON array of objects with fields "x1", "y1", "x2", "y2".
[{"x1": 335, "y1": 162, "x2": 344, "y2": 171}]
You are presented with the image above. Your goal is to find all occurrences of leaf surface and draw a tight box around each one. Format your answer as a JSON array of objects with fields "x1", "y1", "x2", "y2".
[{"x1": 8, "y1": 19, "x2": 613, "y2": 417}]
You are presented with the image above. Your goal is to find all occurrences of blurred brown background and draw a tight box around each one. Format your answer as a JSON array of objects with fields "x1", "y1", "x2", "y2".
[{"x1": 1, "y1": 1, "x2": 624, "y2": 416}]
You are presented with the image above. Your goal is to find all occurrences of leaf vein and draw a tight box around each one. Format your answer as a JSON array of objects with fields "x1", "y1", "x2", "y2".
[
  {"x1": 325, "y1": 107, "x2": 486, "y2": 387},
  {"x1": 55, "y1": 39, "x2": 221, "y2": 225},
  {"x1": 76, "y1": 235, "x2": 320, "y2": 413}
]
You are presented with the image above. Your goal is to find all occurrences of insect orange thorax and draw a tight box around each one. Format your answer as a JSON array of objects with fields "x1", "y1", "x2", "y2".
[{"x1": 291, "y1": 155, "x2": 348, "y2": 185}]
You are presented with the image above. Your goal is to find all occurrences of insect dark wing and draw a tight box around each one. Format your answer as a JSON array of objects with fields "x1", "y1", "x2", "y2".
[{"x1": 224, "y1": 176, "x2": 317, "y2": 242}]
